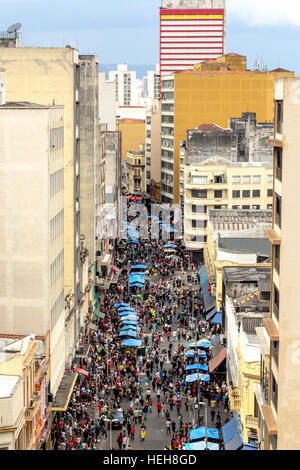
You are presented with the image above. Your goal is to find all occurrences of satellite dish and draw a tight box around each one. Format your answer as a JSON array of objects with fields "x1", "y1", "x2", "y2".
[{"x1": 7, "y1": 23, "x2": 22, "y2": 34}]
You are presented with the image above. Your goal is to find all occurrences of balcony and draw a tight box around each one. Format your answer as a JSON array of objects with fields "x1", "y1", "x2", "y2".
[{"x1": 246, "y1": 416, "x2": 259, "y2": 427}]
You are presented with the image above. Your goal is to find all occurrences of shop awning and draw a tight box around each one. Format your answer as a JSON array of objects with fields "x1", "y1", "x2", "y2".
[
  {"x1": 122, "y1": 320, "x2": 137, "y2": 325},
  {"x1": 51, "y1": 372, "x2": 78, "y2": 412},
  {"x1": 74, "y1": 367, "x2": 89, "y2": 377},
  {"x1": 114, "y1": 303, "x2": 128, "y2": 308},
  {"x1": 241, "y1": 443, "x2": 258, "y2": 450},
  {"x1": 119, "y1": 330, "x2": 137, "y2": 338},
  {"x1": 222, "y1": 415, "x2": 244, "y2": 450},
  {"x1": 206, "y1": 307, "x2": 217, "y2": 321},
  {"x1": 112, "y1": 265, "x2": 121, "y2": 274},
  {"x1": 209, "y1": 346, "x2": 226, "y2": 373},
  {"x1": 211, "y1": 312, "x2": 222, "y2": 325}
]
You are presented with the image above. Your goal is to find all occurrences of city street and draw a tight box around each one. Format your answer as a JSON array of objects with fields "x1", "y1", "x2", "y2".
[{"x1": 51, "y1": 230, "x2": 229, "y2": 451}]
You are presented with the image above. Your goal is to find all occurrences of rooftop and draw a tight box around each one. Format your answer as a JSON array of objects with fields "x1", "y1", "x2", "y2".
[
  {"x1": 0, "y1": 101, "x2": 61, "y2": 109},
  {"x1": 193, "y1": 123, "x2": 229, "y2": 132},
  {"x1": 0, "y1": 375, "x2": 20, "y2": 399},
  {"x1": 222, "y1": 265, "x2": 270, "y2": 283}
]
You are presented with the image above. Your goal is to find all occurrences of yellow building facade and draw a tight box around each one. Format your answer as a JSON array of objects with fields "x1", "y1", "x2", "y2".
[
  {"x1": 117, "y1": 118, "x2": 145, "y2": 160},
  {"x1": 161, "y1": 56, "x2": 294, "y2": 204},
  {"x1": 184, "y1": 162, "x2": 274, "y2": 255},
  {"x1": 229, "y1": 339, "x2": 260, "y2": 443},
  {"x1": 125, "y1": 146, "x2": 146, "y2": 195}
]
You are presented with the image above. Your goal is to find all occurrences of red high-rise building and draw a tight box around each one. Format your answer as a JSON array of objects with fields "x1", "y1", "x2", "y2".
[{"x1": 160, "y1": 0, "x2": 226, "y2": 74}]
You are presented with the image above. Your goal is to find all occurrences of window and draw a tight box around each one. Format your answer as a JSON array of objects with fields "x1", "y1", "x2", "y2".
[
  {"x1": 272, "y1": 341, "x2": 279, "y2": 367},
  {"x1": 276, "y1": 100, "x2": 283, "y2": 134},
  {"x1": 242, "y1": 190, "x2": 250, "y2": 198},
  {"x1": 252, "y1": 190, "x2": 260, "y2": 198},
  {"x1": 243, "y1": 175, "x2": 251, "y2": 183},
  {"x1": 192, "y1": 220, "x2": 197, "y2": 228},
  {"x1": 267, "y1": 204, "x2": 273, "y2": 210},
  {"x1": 192, "y1": 176, "x2": 207, "y2": 184},
  {"x1": 268, "y1": 174, "x2": 273, "y2": 183},
  {"x1": 191, "y1": 189, "x2": 207, "y2": 198},
  {"x1": 276, "y1": 149, "x2": 282, "y2": 181},
  {"x1": 232, "y1": 205, "x2": 241, "y2": 209},
  {"x1": 267, "y1": 189, "x2": 273, "y2": 197},
  {"x1": 214, "y1": 190, "x2": 222, "y2": 198},
  {"x1": 253, "y1": 175, "x2": 261, "y2": 184},
  {"x1": 232, "y1": 176, "x2": 241, "y2": 184},
  {"x1": 273, "y1": 283, "x2": 279, "y2": 321},
  {"x1": 252, "y1": 205, "x2": 260, "y2": 209},
  {"x1": 232, "y1": 190, "x2": 240, "y2": 198},
  {"x1": 271, "y1": 373, "x2": 278, "y2": 412},
  {"x1": 192, "y1": 205, "x2": 206, "y2": 214},
  {"x1": 274, "y1": 245, "x2": 280, "y2": 274},
  {"x1": 275, "y1": 194, "x2": 281, "y2": 228},
  {"x1": 242, "y1": 205, "x2": 250, "y2": 209}
]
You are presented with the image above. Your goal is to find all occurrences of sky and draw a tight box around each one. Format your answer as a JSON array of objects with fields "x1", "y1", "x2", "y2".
[{"x1": 0, "y1": 0, "x2": 300, "y2": 74}]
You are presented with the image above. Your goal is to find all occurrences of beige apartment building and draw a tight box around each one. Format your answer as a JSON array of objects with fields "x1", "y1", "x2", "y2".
[
  {"x1": 0, "y1": 97, "x2": 65, "y2": 399},
  {"x1": 256, "y1": 77, "x2": 300, "y2": 450},
  {"x1": 126, "y1": 145, "x2": 146, "y2": 195},
  {"x1": 145, "y1": 99, "x2": 161, "y2": 201},
  {"x1": 184, "y1": 161, "x2": 273, "y2": 253},
  {"x1": 0, "y1": 46, "x2": 81, "y2": 357}
]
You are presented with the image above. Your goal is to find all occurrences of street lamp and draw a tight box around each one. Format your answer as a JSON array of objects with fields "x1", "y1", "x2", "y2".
[
  {"x1": 198, "y1": 401, "x2": 208, "y2": 451},
  {"x1": 104, "y1": 418, "x2": 118, "y2": 450}
]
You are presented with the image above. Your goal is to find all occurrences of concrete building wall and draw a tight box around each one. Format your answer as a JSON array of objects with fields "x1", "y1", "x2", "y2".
[
  {"x1": 0, "y1": 105, "x2": 65, "y2": 396},
  {"x1": 99, "y1": 72, "x2": 116, "y2": 131},
  {"x1": 0, "y1": 69, "x2": 5, "y2": 104},
  {"x1": 79, "y1": 55, "x2": 99, "y2": 267},
  {"x1": 266, "y1": 77, "x2": 300, "y2": 450},
  {"x1": 0, "y1": 47, "x2": 79, "y2": 299}
]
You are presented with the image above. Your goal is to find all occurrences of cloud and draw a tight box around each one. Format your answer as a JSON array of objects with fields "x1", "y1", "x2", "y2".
[{"x1": 228, "y1": 0, "x2": 300, "y2": 26}]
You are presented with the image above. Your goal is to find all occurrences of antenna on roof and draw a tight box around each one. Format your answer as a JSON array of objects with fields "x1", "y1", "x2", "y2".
[{"x1": 7, "y1": 22, "x2": 22, "y2": 36}]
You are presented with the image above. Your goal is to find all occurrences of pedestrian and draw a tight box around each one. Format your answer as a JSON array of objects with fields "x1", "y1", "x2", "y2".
[
  {"x1": 156, "y1": 402, "x2": 162, "y2": 416},
  {"x1": 130, "y1": 425, "x2": 136, "y2": 440}
]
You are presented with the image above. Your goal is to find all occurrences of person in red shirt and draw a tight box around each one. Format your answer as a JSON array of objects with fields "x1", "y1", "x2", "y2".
[
  {"x1": 156, "y1": 402, "x2": 162, "y2": 416},
  {"x1": 173, "y1": 440, "x2": 179, "y2": 450}
]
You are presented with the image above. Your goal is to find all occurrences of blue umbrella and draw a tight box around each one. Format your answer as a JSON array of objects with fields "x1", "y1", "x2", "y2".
[
  {"x1": 185, "y1": 364, "x2": 209, "y2": 372},
  {"x1": 185, "y1": 441, "x2": 219, "y2": 451},
  {"x1": 185, "y1": 350, "x2": 207, "y2": 359},
  {"x1": 122, "y1": 320, "x2": 137, "y2": 325},
  {"x1": 190, "y1": 427, "x2": 219, "y2": 442},
  {"x1": 114, "y1": 303, "x2": 128, "y2": 308},
  {"x1": 121, "y1": 325, "x2": 137, "y2": 331},
  {"x1": 185, "y1": 373, "x2": 210, "y2": 383},
  {"x1": 118, "y1": 307, "x2": 135, "y2": 312},
  {"x1": 120, "y1": 315, "x2": 138, "y2": 321},
  {"x1": 119, "y1": 311, "x2": 137, "y2": 317},
  {"x1": 129, "y1": 283, "x2": 144, "y2": 288},
  {"x1": 122, "y1": 339, "x2": 142, "y2": 347},
  {"x1": 130, "y1": 264, "x2": 148, "y2": 270},
  {"x1": 119, "y1": 330, "x2": 137, "y2": 338},
  {"x1": 187, "y1": 340, "x2": 212, "y2": 349}
]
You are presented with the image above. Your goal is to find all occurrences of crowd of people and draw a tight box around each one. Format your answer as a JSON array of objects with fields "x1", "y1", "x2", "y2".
[{"x1": 51, "y1": 216, "x2": 230, "y2": 451}]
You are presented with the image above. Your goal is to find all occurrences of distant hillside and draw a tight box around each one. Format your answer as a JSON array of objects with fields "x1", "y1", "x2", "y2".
[{"x1": 99, "y1": 64, "x2": 156, "y2": 80}]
